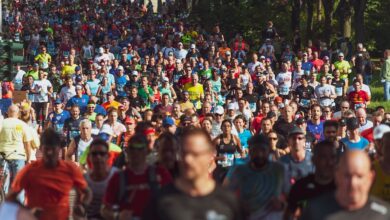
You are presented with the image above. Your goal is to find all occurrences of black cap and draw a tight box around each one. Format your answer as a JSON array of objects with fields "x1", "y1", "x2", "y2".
[
  {"x1": 288, "y1": 126, "x2": 305, "y2": 137},
  {"x1": 295, "y1": 117, "x2": 306, "y2": 125},
  {"x1": 346, "y1": 117, "x2": 359, "y2": 130},
  {"x1": 248, "y1": 134, "x2": 270, "y2": 150},
  {"x1": 339, "y1": 118, "x2": 346, "y2": 126},
  {"x1": 266, "y1": 111, "x2": 276, "y2": 119}
]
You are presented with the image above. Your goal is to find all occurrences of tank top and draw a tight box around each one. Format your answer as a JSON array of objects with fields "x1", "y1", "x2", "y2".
[
  {"x1": 160, "y1": 86, "x2": 172, "y2": 99},
  {"x1": 241, "y1": 74, "x2": 249, "y2": 89},
  {"x1": 84, "y1": 168, "x2": 118, "y2": 219},
  {"x1": 82, "y1": 45, "x2": 93, "y2": 59},
  {"x1": 87, "y1": 79, "x2": 100, "y2": 96},
  {"x1": 77, "y1": 137, "x2": 94, "y2": 161},
  {"x1": 217, "y1": 134, "x2": 237, "y2": 167}
]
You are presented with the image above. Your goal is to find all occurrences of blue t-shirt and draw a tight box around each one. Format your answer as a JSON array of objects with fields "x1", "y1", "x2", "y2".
[
  {"x1": 306, "y1": 120, "x2": 324, "y2": 141},
  {"x1": 47, "y1": 110, "x2": 70, "y2": 134},
  {"x1": 86, "y1": 79, "x2": 100, "y2": 96},
  {"x1": 115, "y1": 75, "x2": 128, "y2": 97},
  {"x1": 340, "y1": 137, "x2": 369, "y2": 150},
  {"x1": 279, "y1": 152, "x2": 314, "y2": 182},
  {"x1": 302, "y1": 61, "x2": 313, "y2": 72},
  {"x1": 94, "y1": 104, "x2": 107, "y2": 116},
  {"x1": 237, "y1": 129, "x2": 252, "y2": 149},
  {"x1": 66, "y1": 94, "x2": 90, "y2": 112}
]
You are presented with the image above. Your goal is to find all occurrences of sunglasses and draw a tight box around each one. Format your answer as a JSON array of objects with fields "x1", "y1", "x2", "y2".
[
  {"x1": 90, "y1": 151, "x2": 108, "y2": 157},
  {"x1": 269, "y1": 137, "x2": 278, "y2": 140}
]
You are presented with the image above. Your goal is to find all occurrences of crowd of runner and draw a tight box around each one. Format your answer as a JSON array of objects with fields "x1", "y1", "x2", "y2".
[{"x1": 0, "y1": 0, "x2": 390, "y2": 220}]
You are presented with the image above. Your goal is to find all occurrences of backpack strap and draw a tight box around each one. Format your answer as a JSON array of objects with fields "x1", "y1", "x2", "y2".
[
  {"x1": 117, "y1": 170, "x2": 128, "y2": 205},
  {"x1": 74, "y1": 135, "x2": 81, "y2": 162},
  {"x1": 148, "y1": 165, "x2": 160, "y2": 195}
]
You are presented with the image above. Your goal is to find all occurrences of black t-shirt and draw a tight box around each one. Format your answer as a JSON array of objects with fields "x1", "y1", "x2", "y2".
[
  {"x1": 295, "y1": 85, "x2": 315, "y2": 100},
  {"x1": 331, "y1": 79, "x2": 345, "y2": 98},
  {"x1": 301, "y1": 193, "x2": 390, "y2": 220},
  {"x1": 273, "y1": 118, "x2": 295, "y2": 141},
  {"x1": 143, "y1": 183, "x2": 245, "y2": 220},
  {"x1": 287, "y1": 174, "x2": 335, "y2": 213}
]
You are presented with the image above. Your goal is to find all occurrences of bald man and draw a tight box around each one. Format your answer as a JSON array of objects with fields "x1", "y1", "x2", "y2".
[
  {"x1": 301, "y1": 151, "x2": 390, "y2": 220},
  {"x1": 356, "y1": 108, "x2": 373, "y2": 133},
  {"x1": 0, "y1": 105, "x2": 32, "y2": 202}
]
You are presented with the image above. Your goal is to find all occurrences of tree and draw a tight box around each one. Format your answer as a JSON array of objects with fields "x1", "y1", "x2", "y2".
[
  {"x1": 291, "y1": 0, "x2": 303, "y2": 32},
  {"x1": 306, "y1": 0, "x2": 314, "y2": 40},
  {"x1": 353, "y1": 0, "x2": 367, "y2": 44},
  {"x1": 335, "y1": 0, "x2": 353, "y2": 38},
  {"x1": 322, "y1": 0, "x2": 336, "y2": 45}
]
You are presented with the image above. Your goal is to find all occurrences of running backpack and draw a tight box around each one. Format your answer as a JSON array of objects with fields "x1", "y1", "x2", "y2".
[{"x1": 117, "y1": 165, "x2": 160, "y2": 205}]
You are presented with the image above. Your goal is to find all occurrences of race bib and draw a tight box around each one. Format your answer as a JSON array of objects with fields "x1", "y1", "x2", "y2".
[
  {"x1": 300, "y1": 99, "x2": 310, "y2": 107},
  {"x1": 279, "y1": 86, "x2": 290, "y2": 95},
  {"x1": 335, "y1": 87, "x2": 343, "y2": 96}
]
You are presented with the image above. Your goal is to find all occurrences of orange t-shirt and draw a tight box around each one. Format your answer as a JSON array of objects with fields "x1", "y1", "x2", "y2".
[{"x1": 11, "y1": 159, "x2": 87, "y2": 220}]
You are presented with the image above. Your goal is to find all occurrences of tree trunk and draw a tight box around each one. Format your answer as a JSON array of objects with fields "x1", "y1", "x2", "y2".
[
  {"x1": 336, "y1": 0, "x2": 353, "y2": 38},
  {"x1": 306, "y1": 0, "x2": 314, "y2": 40},
  {"x1": 322, "y1": 0, "x2": 335, "y2": 45},
  {"x1": 353, "y1": 0, "x2": 367, "y2": 43},
  {"x1": 316, "y1": 0, "x2": 322, "y2": 23},
  {"x1": 291, "y1": 0, "x2": 302, "y2": 32}
]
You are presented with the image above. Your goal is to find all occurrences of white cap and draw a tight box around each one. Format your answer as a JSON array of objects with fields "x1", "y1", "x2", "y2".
[
  {"x1": 162, "y1": 77, "x2": 169, "y2": 82},
  {"x1": 132, "y1": 70, "x2": 138, "y2": 76},
  {"x1": 190, "y1": 44, "x2": 196, "y2": 49},
  {"x1": 338, "y1": 52, "x2": 344, "y2": 57},
  {"x1": 214, "y1": 106, "x2": 224, "y2": 115},
  {"x1": 227, "y1": 103, "x2": 235, "y2": 110},
  {"x1": 98, "y1": 47, "x2": 104, "y2": 53},
  {"x1": 373, "y1": 124, "x2": 390, "y2": 140},
  {"x1": 99, "y1": 124, "x2": 115, "y2": 137},
  {"x1": 118, "y1": 65, "x2": 124, "y2": 70}
]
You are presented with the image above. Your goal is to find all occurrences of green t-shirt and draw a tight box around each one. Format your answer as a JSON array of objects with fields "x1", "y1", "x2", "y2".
[{"x1": 138, "y1": 86, "x2": 154, "y2": 105}]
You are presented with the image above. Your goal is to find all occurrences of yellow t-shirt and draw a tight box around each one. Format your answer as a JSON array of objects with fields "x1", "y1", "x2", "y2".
[
  {"x1": 184, "y1": 83, "x2": 204, "y2": 101},
  {"x1": 180, "y1": 101, "x2": 195, "y2": 112},
  {"x1": 371, "y1": 160, "x2": 390, "y2": 203},
  {"x1": 62, "y1": 64, "x2": 77, "y2": 77},
  {"x1": 34, "y1": 53, "x2": 51, "y2": 69},
  {"x1": 0, "y1": 118, "x2": 33, "y2": 160},
  {"x1": 334, "y1": 60, "x2": 351, "y2": 79}
]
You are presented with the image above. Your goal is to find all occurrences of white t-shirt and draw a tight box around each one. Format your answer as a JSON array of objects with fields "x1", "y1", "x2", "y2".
[
  {"x1": 59, "y1": 86, "x2": 76, "y2": 103},
  {"x1": 359, "y1": 120, "x2": 373, "y2": 133},
  {"x1": 276, "y1": 71, "x2": 292, "y2": 95},
  {"x1": 13, "y1": 70, "x2": 26, "y2": 91},
  {"x1": 174, "y1": 49, "x2": 188, "y2": 60},
  {"x1": 247, "y1": 61, "x2": 262, "y2": 74},
  {"x1": 315, "y1": 84, "x2": 336, "y2": 106},
  {"x1": 32, "y1": 79, "x2": 52, "y2": 103},
  {"x1": 292, "y1": 70, "x2": 304, "y2": 89}
]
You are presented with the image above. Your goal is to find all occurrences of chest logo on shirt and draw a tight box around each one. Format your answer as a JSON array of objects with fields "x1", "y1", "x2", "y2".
[{"x1": 206, "y1": 210, "x2": 228, "y2": 220}]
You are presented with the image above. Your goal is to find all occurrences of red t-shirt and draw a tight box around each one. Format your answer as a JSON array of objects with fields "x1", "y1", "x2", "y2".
[
  {"x1": 178, "y1": 76, "x2": 191, "y2": 88},
  {"x1": 103, "y1": 165, "x2": 172, "y2": 217},
  {"x1": 11, "y1": 160, "x2": 87, "y2": 220},
  {"x1": 251, "y1": 114, "x2": 265, "y2": 134},
  {"x1": 361, "y1": 127, "x2": 374, "y2": 143},
  {"x1": 347, "y1": 90, "x2": 369, "y2": 109}
]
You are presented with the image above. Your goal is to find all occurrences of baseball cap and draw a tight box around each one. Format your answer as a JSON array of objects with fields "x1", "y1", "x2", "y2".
[
  {"x1": 190, "y1": 44, "x2": 196, "y2": 49},
  {"x1": 162, "y1": 77, "x2": 169, "y2": 82},
  {"x1": 132, "y1": 70, "x2": 138, "y2": 76},
  {"x1": 260, "y1": 55, "x2": 266, "y2": 60},
  {"x1": 128, "y1": 134, "x2": 148, "y2": 149},
  {"x1": 33, "y1": 63, "x2": 39, "y2": 67},
  {"x1": 346, "y1": 117, "x2": 359, "y2": 130},
  {"x1": 266, "y1": 111, "x2": 276, "y2": 119},
  {"x1": 176, "y1": 59, "x2": 182, "y2": 64},
  {"x1": 118, "y1": 65, "x2": 124, "y2": 71},
  {"x1": 75, "y1": 66, "x2": 81, "y2": 71},
  {"x1": 214, "y1": 106, "x2": 224, "y2": 115},
  {"x1": 163, "y1": 117, "x2": 175, "y2": 127},
  {"x1": 248, "y1": 134, "x2": 270, "y2": 150},
  {"x1": 178, "y1": 42, "x2": 183, "y2": 46},
  {"x1": 125, "y1": 117, "x2": 135, "y2": 125},
  {"x1": 323, "y1": 56, "x2": 329, "y2": 60},
  {"x1": 227, "y1": 103, "x2": 235, "y2": 110},
  {"x1": 75, "y1": 75, "x2": 83, "y2": 82},
  {"x1": 373, "y1": 124, "x2": 390, "y2": 140},
  {"x1": 144, "y1": 128, "x2": 156, "y2": 136},
  {"x1": 225, "y1": 51, "x2": 231, "y2": 55},
  {"x1": 338, "y1": 52, "x2": 344, "y2": 57},
  {"x1": 289, "y1": 126, "x2": 305, "y2": 137},
  {"x1": 54, "y1": 98, "x2": 62, "y2": 104},
  {"x1": 75, "y1": 85, "x2": 83, "y2": 90},
  {"x1": 98, "y1": 47, "x2": 104, "y2": 53},
  {"x1": 295, "y1": 117, "x2": 306, "y2": 125}
]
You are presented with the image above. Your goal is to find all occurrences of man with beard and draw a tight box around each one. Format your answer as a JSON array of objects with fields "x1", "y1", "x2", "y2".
[
  {"x1": 225, "y1": 134, "x2": 289, "y2": 219},
  {"x1": 306, "y1": 104, "x2": 324, "y2": 141}
]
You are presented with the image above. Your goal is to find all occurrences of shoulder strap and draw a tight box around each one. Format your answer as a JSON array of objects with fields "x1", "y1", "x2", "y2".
[
  {"x1": 148, "y1": 165, "x2": 160, "y2": 195},
  {"x1": 74, "y1": 135, "x2": 81, "y2": 162},
  {"x1": 117, "y1": 170, "x2": 128, "y2": 204}
]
